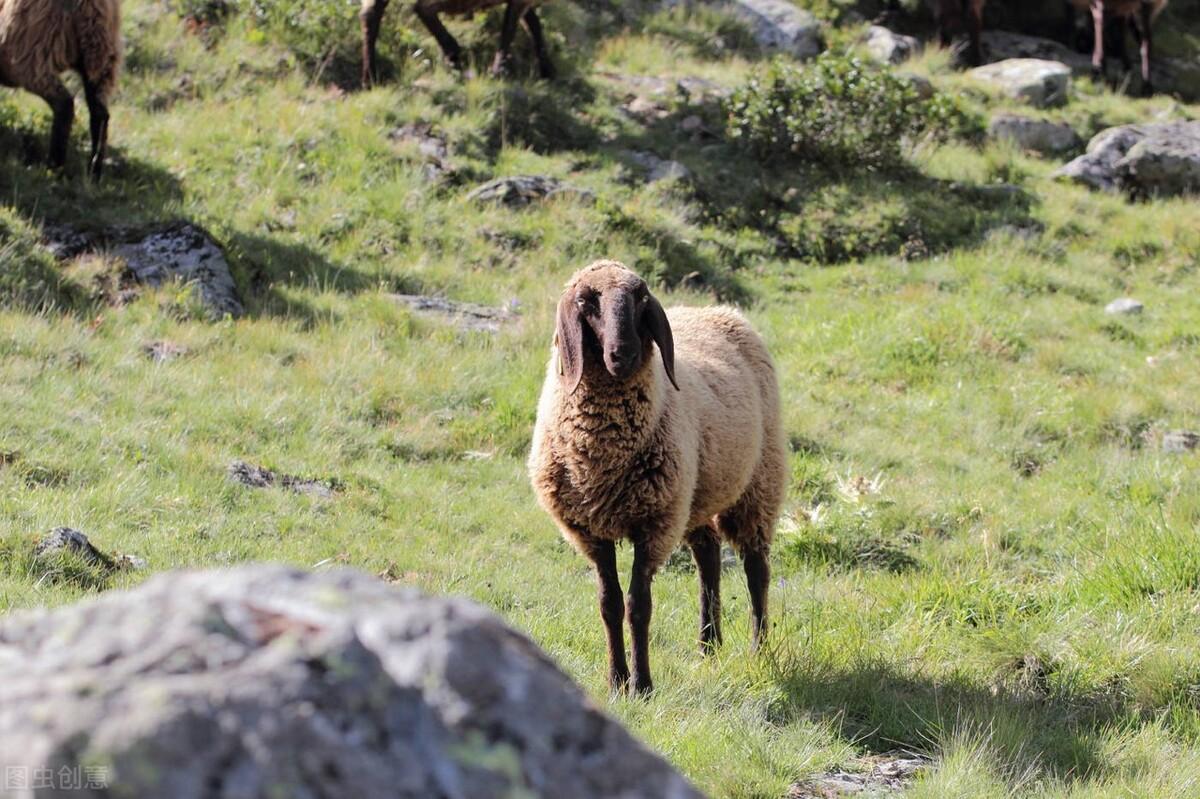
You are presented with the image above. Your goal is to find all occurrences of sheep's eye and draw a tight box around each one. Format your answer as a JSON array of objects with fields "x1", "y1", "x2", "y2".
[{"x1": 576, "y1": 293, "x2": 597, "y2": 311}]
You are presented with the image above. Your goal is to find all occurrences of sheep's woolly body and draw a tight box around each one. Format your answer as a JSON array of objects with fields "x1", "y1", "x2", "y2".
[
  {"x1": 530, "y1": 302, "x2": 786, "y2": 570},
  {"x1": 0, "y1": 0, "x2": 122, "y2": 97}
]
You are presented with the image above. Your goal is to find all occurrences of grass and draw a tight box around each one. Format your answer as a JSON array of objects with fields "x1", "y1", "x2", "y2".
[{"x1": 2, "y1": 0, "x2": 1200, "y2": 796}]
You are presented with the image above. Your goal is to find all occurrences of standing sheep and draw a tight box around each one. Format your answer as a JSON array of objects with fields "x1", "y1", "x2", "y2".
[
  {"x1": 930, "y1": 0, "x2": 987, "y2": 67},
  {"x1": 1068, "y1": 0, "x2": 1167, "y2": 94},
  {"x1": 0, "y1": 0, "x2": 122, "y2": 180},
  {"x1": 529, "y1": 261, "x2": 787, "y2": 695},
  {"x1": 359, "y1": 0, "x2": 553, "y2": 89}
]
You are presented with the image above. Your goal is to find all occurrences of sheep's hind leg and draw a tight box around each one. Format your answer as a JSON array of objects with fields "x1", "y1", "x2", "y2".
[
  {"x1": 627, "y1": 539, "x2": 661, "y2": 695},
  {"x1": 742, "y1": 546, "x2": 769, "y2": 651},
  {"x1": 490, "y1": 0, "x2": 524, "y2": 77},
  {"x1": 82, "y1": 78, "x2": 109, "y2": 182},
  {"x1": 687, "y1": 525, "x2": 722, "y2": 653},
  {"x1": 360, "y1": 0, "x2": 391, "y2": 88},
  {"x1": 583, "y1": 538, "x2": 629, "y2": 693},
  {"x1": 522, "y1": 8, "x2": 555, "y2": 80},
  {"x1": 33, "y1": 78, "x2": 74, "y2": 173},
  {"x1": 414, "y1": 4, "x2": 466, "y2": 73}
]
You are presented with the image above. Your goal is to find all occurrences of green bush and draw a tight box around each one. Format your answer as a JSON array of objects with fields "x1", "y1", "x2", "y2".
[{"x1": 724, "y1": 54, "x2": 978, "y2": 169}]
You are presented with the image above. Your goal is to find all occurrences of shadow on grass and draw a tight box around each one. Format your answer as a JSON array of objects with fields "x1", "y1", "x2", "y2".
[{"x1": 765, "y1": 654, "x2": 1126, "y2": 785}]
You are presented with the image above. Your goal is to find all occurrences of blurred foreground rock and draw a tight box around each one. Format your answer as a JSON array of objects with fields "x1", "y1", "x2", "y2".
[
  {"x1": 1055, "y1": 121, "x2": 1200, "y2": 196},
  {"x1": 0, "y1": 566, "x2": 703, "y2": 799}
]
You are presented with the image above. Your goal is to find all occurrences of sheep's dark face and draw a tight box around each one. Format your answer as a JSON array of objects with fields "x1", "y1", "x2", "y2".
[{"x1": 555, "y1": 261, "x2": 678, "y2": 395}]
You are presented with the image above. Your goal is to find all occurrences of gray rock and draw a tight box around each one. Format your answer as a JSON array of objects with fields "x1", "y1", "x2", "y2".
[
  {"x1": 389, "y1": 122, "x2": 452, "y2": 181},
  {"x1": 116, "y1": 223, "x2": 244, "y2": 318},
  {"x1": 979, "y1": 31, "x2": 1092, "y2": 73},
  {"x1": 988, "y1": 114, "x2": 1080, "y2": 154},
  {"x1": 389, "y1": 294, "x2": 517, "y2": 334},
  {"x1": 34, "y1": 527, "x2": 115, "y2": 570},
  {"x1": 466, "y1": 176, "x2": 595, "y2": 208},
  {"x1": 899, "y1": 72, "x2": 935, "y2": 100},
  {"x1": 228, "y1": 460, "x2": 340, "y2": 498},
  {"x1": 864, "y1": 25, "x2": 920, "y2": 65},
  {"x1": 1163, "y1": 431, "x2": 1199, "y2": 453},
  {"x1": 1055, "y1": 121, "x2": 1200, "y2": 197},
  {"x1": 1105, "y1": 297, "x2": 1144, "y2": 315},
  {"x1": 787, "y1": 753, "x2": 928, "y2": 798},
  {"x1": 970, "y1": 59, "x2": 1072, "y2": 108},
  {"x1": 142, "y1": 340, "x2": 189, "y2": 363},
  {"x1": 623, "y1": 150, "x2": 691, "y2": 183},
  {"x1": 720, "y1": 0, "x2": 823, "y2": 58},
  {"x1": 0, "y1": 565, "x2": 702, "y2": 799}
]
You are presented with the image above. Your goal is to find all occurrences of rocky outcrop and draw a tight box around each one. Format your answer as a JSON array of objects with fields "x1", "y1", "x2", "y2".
[
  {"x1": 0, "y1": 566, "x2": 703, "y2": 799},
  {"x1": 988, "y1": 114, "x2": 1080, "y2": 155},
  {"x1": 1055, "y1": 121, "x2": 1200, "y2": 197},
  {"x1": 115, "y1": 223, "x2": 244, "y2": 318},
  {"x1": 970, "y1": 59, "x2": 1072, "y2": 108}
]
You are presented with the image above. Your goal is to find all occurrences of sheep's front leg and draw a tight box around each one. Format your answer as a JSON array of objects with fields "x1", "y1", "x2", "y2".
[
  {"x1": 627, "y1": 539, "x2": 659, "y2": 695},
  {"x1": 32, "y1": 78, "x2": 74, "y2": 172},
  {"x1": 522, "y1": 9, "x2": 555, "y2": 80},
  {"x1": 743, "y1": 546, "x2": 770, "y2": 651},
  {"x1": 965, "y1": 0, "x2": 984, "y2": 67},
  {"x1": 360, "y1": 0, "x2": 390, "y2": 88},
  {"x1": 414, "y1": 3, "x2": 465, "y2": 72},
  {"x1": 1089, "y1": 0, "x2": 1106, "y2": 79},
  {"x1": 489, "y1": 0, "x2": 523, "y2": 77},
  {"x1": 1133, "y1": 2, "x2": 1154, "y2": 95},
  {"x1": 82, "y1": 78, "x2": 109, "y2": 182},
  {"x1": 687, "y1": 526, "x2": 722, "y2": 653},
  {"x1": 584, "y1": 538, "x2": 629, "y2": 693}
]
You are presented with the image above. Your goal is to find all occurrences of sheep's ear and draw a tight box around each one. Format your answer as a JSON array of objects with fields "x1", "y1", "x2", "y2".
[
  {"x1": 645, "y1": 295, "x2": 679, "y2": 391},
  {"x1": 555, "y1": 292, "x2": 585, "y2": 395}
]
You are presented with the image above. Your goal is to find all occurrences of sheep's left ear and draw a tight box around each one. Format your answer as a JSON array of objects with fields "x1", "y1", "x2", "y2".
[{"x1": 645, "y1": 295, "x2": 679, "y2": 391}]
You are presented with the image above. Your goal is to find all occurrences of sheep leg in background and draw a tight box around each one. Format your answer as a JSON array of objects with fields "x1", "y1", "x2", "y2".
[
  {"x1": 742, "y1": 547, "x2": 769, "y2": 651},
  {"x1": 687, "y1": 526, "x2": 722, "y2": 653},
  {"x1": 1132, "y1": 2, "x2": 1154, "y2": 94},
  {"x1": 1089, "y1": 0, "x2": 1106, "y2": 79},
  {"x1": 359, "y1": 0, "x2": 390, "y2": 88},
  {"x1": 964, "y1": 0, "x2": 984, "y2": 67},
  {"x1": 414, "y1": 4, "x2": 465, "y2": 72},
  {"x1": 489, "y1": 0, "x2": 523, "y2": 77},
  {"x1": 584, "y1": 538, "x2": 630, "y2": 692},
  {"x1": 521, "y1": 8, "x2": 555, "y2": 80},
  {"x1": 82, "y1": 77, "x2": 109, "y2": 181},
  {"x1": 626, "y1": 540, "x2": 658, "y2": 695},
  {"x1": 32, "y1": 78, "x2": 75, "y2": 172}
]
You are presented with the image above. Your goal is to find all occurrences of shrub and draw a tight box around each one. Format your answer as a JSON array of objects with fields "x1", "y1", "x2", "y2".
[{"x1": 724, "y1": 54, "x2": 979, "y2": 169}]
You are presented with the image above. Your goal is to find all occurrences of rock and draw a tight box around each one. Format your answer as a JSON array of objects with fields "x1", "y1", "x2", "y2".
[
  {"x1": 988, "y1": 114, "x2": 1080, "y2": 155},
  {"x1": 34, "y1": 527, "x2": 115, "y2": 570},
  {"x1": 389, "y1": 294, "x2": 517, "y2": 334},
  {"x1": 389, "y1": 122, "x2": 452, "y2": 181},
  {"x1": 979, "y1": 31, "x2": 1092, "y2": 73},
  {"x1": 622, "y1": 150, "x2": 691, "y2": 183},
  {"x1": 0, "y1": 565, "x2": 703, "y2": 799},
  {"x1": 41, "y1": 223, "x2": 101, "y2": 260},
  {"x1": 787, "y1": 753, "x2": 928, "y2": 798},
  {"x1": 115, "y1": 222, "x2": 244, "y2": 318},
  {"x1": 864, "y1": 25, "x2": 920, "y2": 65},
  {"x1": 1105, "y1": 297, "x2": 1143, "y2": 315},
  {"x1": 721, "y1": 0, "x2": 823, "y2": 58},
  {"x1": 228, "y1": 460, "x2": 340, "y2": 498},
  {"x1": 466, "y1": 176, "x2": 594, "y2": 208},
  {"x1": 1162, "y1": 431, "x2": 1199, "y2": 453},
  {"x1": 1055, "y1": 121, "x2": 1200, "y2": 197},
  {"x1": 142, "y1": 340, "x2": 189, "y2": 363},
  {"x1": 898, "y1": 72, "x2": 935, "y2": 100},
  {"x1": 1154, "y1": 56, "x2": 1200, "y2": 102},
  {"x1": 969, "y1": 59, "x2": 1071, "y2": 108},
  {"x1": 679, "y1": 115, "x2": 704, "y2": 133}
]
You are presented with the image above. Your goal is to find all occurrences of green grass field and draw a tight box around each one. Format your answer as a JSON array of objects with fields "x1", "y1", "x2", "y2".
[{"x1": 2, "y1": 1, "x2": 1199, "y2": 796}]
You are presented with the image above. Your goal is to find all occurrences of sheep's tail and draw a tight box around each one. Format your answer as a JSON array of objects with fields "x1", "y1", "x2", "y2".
[
  {"x1": 0, "y1": 0, "x2": 121, "y2": 97},
  {"x1": 78, "y1": 0, "x2": 123, "y2": 99}
]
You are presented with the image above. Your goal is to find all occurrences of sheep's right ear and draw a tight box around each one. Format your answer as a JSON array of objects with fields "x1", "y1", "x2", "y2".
[{"x1": 555, "y1": 292, "x2": 585, "y2": 395}]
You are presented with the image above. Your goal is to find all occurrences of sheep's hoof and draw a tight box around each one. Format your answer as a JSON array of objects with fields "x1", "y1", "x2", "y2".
[
  {"x1": 631, "y1": 675, "x2": 653, "y2": 696},
  {"x1": 489, "y1": 54, "x2": 512, "y2": 79}
]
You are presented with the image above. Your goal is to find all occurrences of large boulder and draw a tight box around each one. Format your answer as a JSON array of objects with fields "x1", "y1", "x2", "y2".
[
  {"x1": 1055, "y1": 121, "x2": 1200, "y2": 196},
  {"x1": 988, "y1": 114, "x2": 1080, "y2": 155},
  {"x1": 970, "y1": 59, "x2": 1072, "y2": 108},
  {"x1": 719, "y1": 0, "x2": 823, "y2": 59},
  {"x1": 0, "y1": 566, "x2": 703, "y2": 799}
]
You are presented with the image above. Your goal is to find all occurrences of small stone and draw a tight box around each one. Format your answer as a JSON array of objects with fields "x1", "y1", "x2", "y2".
[
  {"x1": 34, "y1": 527, "x2": 115, "y2": 570},
  {"x1": 988, "y1": 114, "x2": 1080, "y2": 155},
  {"x1": 679, "y1": 115, "x2": 704, "y2": 133},
  {"x1": 142, "y1": 340, "x2": 188, "y2": 363},
  {"x1": 466, "y1": 176, "x2": 594, "y2": 209},
  {"x1": 389, "y1": 294, "x2": 516, "y2": 335},
  {"x1": 1162, "y1": 431, "x2": 1199, "y2": 453},
  {"x1": 228, "y1": 460, "x2": 339, "y2": 498},
  {"x1": 864, "y1": 25, "x2": 920, "y2": 65},
  {"x1": 622, "y1": 151, "x2": 691, "y2": 183},
  {"x1": 970, "y1": 58, "x2": 1072, "y2": 108},
  {"x1": 898, "y1": 72, "x2": 935, "y2": 99},
  {"x1": 1105, "y1": 298, "x2": 1144, "y2": 315}
]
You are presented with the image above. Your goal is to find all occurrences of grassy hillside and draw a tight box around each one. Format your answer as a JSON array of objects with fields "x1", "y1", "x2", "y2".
[{"x1": 2, "y1": 0, "x2": 1199, "y2": 796}]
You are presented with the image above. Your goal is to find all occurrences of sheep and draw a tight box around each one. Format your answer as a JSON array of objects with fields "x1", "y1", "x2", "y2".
[
  {"x1": 528, "y1": 261, "x2": 787, "y2": 695},
  {"x1": 0, "y1": 0, "x2": 122, "y2": 180},
  {"x1": 1067, "y1": 0, "x2": 1167, "y2": 94},
  {"x1": 930, "y1": 0, "x2": 987, "y2": 67},
  {"x1": 359, "y1": 0, "x2": 553, "y2": 89}
]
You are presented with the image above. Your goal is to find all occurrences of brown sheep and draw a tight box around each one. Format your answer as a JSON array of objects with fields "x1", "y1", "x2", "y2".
[
  {"x1": 359, "y1": 0, "x2": 553, "y2": 89},
  {"x1": 930, "y1": 0, "x2": 987, "y2": 67},
  {"x1": 529, "y1": 261, "x2": 787, "y2": 694},
  {"x1": 1068, "y1": 0, "x2": 1167, "y2": 93},
  {"x1": 0, "y1": 0, "x2": 122, "y2": 180}
]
